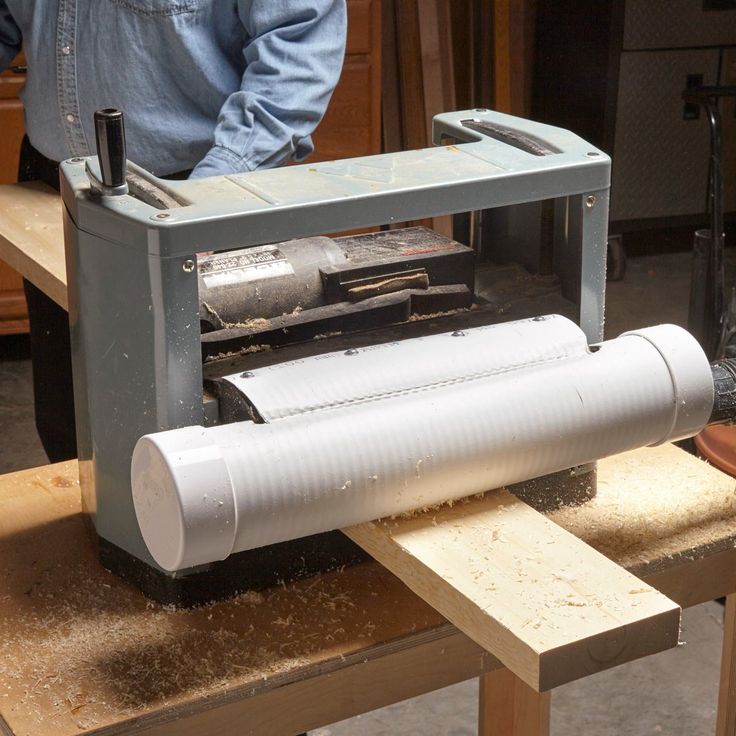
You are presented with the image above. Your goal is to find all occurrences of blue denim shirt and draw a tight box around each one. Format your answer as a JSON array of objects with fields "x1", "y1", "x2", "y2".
[{"x1": 0, "y1": 1, "x2": 346, "y2": 177}]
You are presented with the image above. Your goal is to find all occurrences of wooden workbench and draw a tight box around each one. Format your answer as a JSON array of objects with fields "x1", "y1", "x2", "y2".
[
  {"x1": 3, "y1": 181, "x2": 736, "y2": 734},
  {"x1": 1, "y1": 444, "x2": 735, "y2": 736}
]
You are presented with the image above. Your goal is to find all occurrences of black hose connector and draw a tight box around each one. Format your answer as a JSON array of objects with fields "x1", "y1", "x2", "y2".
[
  {"x1": 94, "y1": 108, "x2": 127, "y2": 190},
  {"x1": 709, "y1": 359, "x2": 736, "y2": 425}
]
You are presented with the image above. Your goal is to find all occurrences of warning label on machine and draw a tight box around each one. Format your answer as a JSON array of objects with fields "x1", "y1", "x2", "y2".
[{"x1": 200, "y1": 246, "x2": 294, "y2": 288}]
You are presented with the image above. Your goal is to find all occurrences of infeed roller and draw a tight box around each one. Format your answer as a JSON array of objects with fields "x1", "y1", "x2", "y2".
[{"x1": 63, "y1": 107, "x2": 735, "y2": 603}]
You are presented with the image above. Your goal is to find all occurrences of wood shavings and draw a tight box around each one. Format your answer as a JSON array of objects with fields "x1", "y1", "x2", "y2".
[
  {"x1": 387, "y1": 490, "x2": 484, "y2": 521},
  {"x1": 408, "y1": 307, "x2": 468, "y2": 322},
  {"x1": 549, "y1": 447, "x2": 736, "y2": 575},
  {"x1": 238, "y1": 591, "x2": 264, "y2": 605},
  {"x1": 201, "y1": 301, "x2": 226, "y2": 327},
  {"x1": 0, "y1": 558, "x2": 390, "y2": 733},
  {"x1": 0, "y1": 464, "x2": 445, "y2": 735},
  {"x1": 204, "y1": 344, "x2": 272, "y2": 362},
  {"x1": 202, "y1": 301, "x2": 272, "y2": 332},
  {"x1": 229, "y1": 317, "x2": 271, "y2": 331}
]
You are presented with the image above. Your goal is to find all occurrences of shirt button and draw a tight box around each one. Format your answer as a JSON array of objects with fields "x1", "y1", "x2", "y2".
[
  {"x1": 62, "y1": 46, "x2": 71, "y2": 55},
  {"x1": 66, "y1": 113, "x2": 75, "y2": 123}
]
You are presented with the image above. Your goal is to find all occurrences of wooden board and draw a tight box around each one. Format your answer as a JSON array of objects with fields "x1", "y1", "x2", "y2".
[
  {"x1": 345, "y1": 445, "x2": 736, "y2": 695},
  {"x1": 389, "y1": 0, "x2": 455, "y2": 237},
  {"x1": 345, "y1": 489, "x2": 680, "y2": 692},
  {"x1": 0, "y1": 182, "x2": 66, "y2": 310},
  {"x1": 0, "y1": 445, "x2": 735, "y2": 735}
]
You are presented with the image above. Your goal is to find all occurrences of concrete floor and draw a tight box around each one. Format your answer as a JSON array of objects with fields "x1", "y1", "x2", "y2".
[
  {"x1": 0, "y1": 335, "x2": 47, "y2": 473},
  {"x1": 0, "y1": 249, "x2": 730, "y2": 734}
]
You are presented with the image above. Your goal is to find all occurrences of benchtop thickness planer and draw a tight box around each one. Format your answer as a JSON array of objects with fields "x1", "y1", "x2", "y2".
[{"x1": 61, "y1": 109, "x2": 736, "y2": 605}]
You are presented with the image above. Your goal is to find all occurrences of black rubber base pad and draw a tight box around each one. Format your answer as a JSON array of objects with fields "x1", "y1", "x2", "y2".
[{"x1": 99, "y1": 531, "x2": 370, "y2": 608}]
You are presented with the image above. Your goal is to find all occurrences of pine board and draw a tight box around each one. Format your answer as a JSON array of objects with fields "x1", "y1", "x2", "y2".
[
  {"x1": 345, "y1": 488, "x2": 680, "y2": 692},
  {"x1": 0, "y1": 182, "x2": 66, "y2": 309},
  {"x1": 345, "y1": 445, "x2": 736, "y2": 693}
]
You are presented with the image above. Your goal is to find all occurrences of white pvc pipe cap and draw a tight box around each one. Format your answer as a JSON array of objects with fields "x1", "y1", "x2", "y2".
[{"x1": 132, "y1": 426, "x2": 237, "y2": 571}]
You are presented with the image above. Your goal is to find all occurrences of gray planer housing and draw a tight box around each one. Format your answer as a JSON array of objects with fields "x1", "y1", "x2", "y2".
[{"x1": 60, "y1": 110, "x2": 610, "y2": 600}]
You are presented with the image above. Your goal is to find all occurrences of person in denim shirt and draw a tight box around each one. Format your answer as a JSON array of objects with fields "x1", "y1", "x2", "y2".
[
  {"x1": 0, "y1": 0, "x2": 347, "y2": 461},
  {"x1": 1, "y1": 1, "x2": 347, "y2": 176}
]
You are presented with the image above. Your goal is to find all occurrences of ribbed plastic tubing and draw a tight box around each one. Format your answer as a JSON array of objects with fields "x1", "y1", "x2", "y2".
[{"x1": 132, "y1": 315, "x2": 713, "y2": 571}]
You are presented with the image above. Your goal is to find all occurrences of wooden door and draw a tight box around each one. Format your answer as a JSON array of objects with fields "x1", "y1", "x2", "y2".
[
  {"x1": 310, "y1": 0, "x2": 382, "y2": 162},
  {"x1": 0, "y1": 52, "x2": 28, "y2": 335}
]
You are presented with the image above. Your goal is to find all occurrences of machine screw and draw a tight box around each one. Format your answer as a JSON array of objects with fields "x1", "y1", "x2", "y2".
[
  {"x1": 451, "y1": 331, "x2": 466, "y2": 337},
  {"x1": 586, "y1": 152, "x2": 600, "y2": 157},
  {"x1": 585, "y1": 195, "x2": 597, "y2": 208},
  {"x1": 153, "y1": 212, "x2": 171, "y2": 220},
  {"x1": 70, "y1": 157, "x2": 84, "y2": 163},
  {"x1": 474, "y1": 108, "x2": 488, "y2": 113},
  {"x1": 345, "y1": 349, "x2": 359, "y2": 356},
  {"x1": 182, "y1": 259, "x2": 195, "y2": 273},
  {"x1": 240, "y1": 371, "x2": 254, "y2": 379}
]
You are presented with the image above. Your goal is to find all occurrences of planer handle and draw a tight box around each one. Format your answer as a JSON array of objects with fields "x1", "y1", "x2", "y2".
[{"x1": 90, "y1": 108, "x2": 128, "y2": 196}]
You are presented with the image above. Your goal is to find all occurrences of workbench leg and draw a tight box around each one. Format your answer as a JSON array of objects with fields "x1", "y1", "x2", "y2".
[
  {"x1": 478, "y1": 670, "x2": 551, "y2": 736},
  {"x1": 717, "y1": 594, "x2": 736, "y2": 735}
]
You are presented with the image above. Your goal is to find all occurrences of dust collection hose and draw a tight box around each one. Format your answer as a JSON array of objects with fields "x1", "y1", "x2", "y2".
[
  {"x1": 132, "y1": 316, "x2": 727, "y2": 572},
  {"x1": 710, "y1": 359, "x2": 736, "y2": 424}
]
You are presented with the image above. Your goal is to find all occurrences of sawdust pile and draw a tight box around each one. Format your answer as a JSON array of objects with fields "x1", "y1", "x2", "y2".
[
  {"x1": 205, "y1": 343, "x2": 272, "y2": 362},
  {"x1": 202, "y1": 301, "x2": 271, "y2": 331},
  {"x1": 549, "y1": 449, "x2": 736, "y2": 574},
  {"x1": 408, "y1": 307, "x2": 467, "y2": 322},
  {"x1": 0, "y1": 551, "x2": 384, "y2": 733}
]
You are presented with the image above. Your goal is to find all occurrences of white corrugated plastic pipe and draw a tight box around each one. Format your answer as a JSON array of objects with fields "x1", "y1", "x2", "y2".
[{"x1": 131, "y1": 316, "x2": 714, "y2": 572}]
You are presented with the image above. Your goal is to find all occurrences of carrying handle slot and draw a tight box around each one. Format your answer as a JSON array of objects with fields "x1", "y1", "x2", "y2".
[{"x1": 460, "y1": 119, "x2": 561, "y2": 156}]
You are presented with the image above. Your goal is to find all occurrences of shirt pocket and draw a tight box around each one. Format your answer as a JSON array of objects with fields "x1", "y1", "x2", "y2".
[{"x1": 106, "y1": 0, "x2": 208, "y2": 17}]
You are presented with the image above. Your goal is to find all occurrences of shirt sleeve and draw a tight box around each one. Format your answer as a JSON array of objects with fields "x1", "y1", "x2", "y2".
[
  {"x1": 189, "y1": 0, "x2": 347, "y2": 179},
  {"x1": 0, "y1": 2, "x2": 22, "y2": 73}
]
